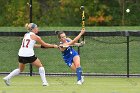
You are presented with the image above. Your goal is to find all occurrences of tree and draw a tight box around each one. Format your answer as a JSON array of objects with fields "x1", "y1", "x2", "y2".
[{"x1": 0, "y1": 0, "x2": 139, "y2": 26}]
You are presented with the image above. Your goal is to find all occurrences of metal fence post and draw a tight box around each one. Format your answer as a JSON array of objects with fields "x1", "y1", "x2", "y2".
[
  {"x1": 78, "y1": 40, "x2": 80, "y2": 55},
  {"x1": 77, "y1": 35, "x2": 85, "y2": 55},
  {"x1": 29, "y1": 0, "x2": 33, "y2": 76},
  {"x1": 126, "y1": 31, "x2": 129, "y2": 78}
]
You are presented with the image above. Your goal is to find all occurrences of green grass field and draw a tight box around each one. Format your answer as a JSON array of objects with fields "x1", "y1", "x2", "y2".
[
  {"x1": 0, "y1": 26, "x2": 139, "y2": 32},
  {"x1": 0, "y1": 76, "x2": 140, "y2": 93}
]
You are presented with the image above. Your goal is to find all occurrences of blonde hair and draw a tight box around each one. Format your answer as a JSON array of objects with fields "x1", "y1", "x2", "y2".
[
  {"x1": 25, "y1": 23, "x2": 30, "y2": 31},
  {"x1": 25, "y1": 23, "x2": 37, "y2": 31}
]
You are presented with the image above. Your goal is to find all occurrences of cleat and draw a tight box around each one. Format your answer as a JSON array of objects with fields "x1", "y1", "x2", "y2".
[
  {"x1": 81, "y1": 76, "x2": 84, "y2": 83},
  {"x1": 3, "y1": 78, "x2": 10, "y2": 86},
  {"x1": 43, "y1": 82, "x2": 49, "y2": 86},
  {"x1": 77, "y1": 80, "x2": 82, "y2": 85}
]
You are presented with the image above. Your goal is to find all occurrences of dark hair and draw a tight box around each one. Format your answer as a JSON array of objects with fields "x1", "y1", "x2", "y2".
[{"x1": 57, "y1": 31, "x2": 65, "y2": 39}]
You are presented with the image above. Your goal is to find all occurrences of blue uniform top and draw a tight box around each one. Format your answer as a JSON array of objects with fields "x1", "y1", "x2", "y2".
[{"x1": 61, "y1": 39, "x2": 79, "y2": 67}]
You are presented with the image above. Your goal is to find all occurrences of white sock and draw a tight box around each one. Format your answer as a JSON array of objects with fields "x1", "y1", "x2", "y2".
[
  {"x1": 39, "y1": 67, "x2": 47, "y2": 84},
  {"x1": 4, "y1": 69, "x2": 20, "y2": 80}
]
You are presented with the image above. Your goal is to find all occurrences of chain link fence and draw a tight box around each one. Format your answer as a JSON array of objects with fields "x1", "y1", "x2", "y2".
[{"x1": 0, "y1": 31, "x2": 140, "y2": 77}]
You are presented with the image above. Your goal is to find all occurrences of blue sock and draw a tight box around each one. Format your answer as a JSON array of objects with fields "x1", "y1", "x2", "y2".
[{"x1": 76, "y1": 67, "x2": 82, "y2": 81}]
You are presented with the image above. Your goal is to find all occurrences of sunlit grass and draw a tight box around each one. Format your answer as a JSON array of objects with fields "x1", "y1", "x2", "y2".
[
  {"x1": 0, "y1": 26, "x2": 139, "y2": 32},
  {"x1": 0, "y1": 76, "x2": 140, "y2": 93}
]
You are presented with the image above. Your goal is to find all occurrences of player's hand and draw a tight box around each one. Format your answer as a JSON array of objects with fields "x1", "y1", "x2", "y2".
[
  {"x1": 80, "y1": 41, "x2": 85, "y2": 46},
  {"x1": 59, "y1": 44, "x2": 69, "y2": 48},
  {"x1": 80, "y1": 28, "x2": 85, "y2": 35},
  {"x1": 53, "y1": 45, "x2": 59, "y2": 48}
]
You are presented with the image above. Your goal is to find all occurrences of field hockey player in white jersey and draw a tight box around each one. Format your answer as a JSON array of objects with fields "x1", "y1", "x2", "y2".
[{"x1": 3, "y1": 23, "x2": 58, "y2": 86}]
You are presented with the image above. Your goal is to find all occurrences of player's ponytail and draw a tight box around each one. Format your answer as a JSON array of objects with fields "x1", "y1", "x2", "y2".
[{"x1": 25, "y1": 23, "x2": 30, "y2": 31}]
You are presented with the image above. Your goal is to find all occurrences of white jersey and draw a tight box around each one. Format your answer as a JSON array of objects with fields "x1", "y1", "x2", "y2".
[{"x1": 18, "y1": 32, "x2": 36, "y2": 57}]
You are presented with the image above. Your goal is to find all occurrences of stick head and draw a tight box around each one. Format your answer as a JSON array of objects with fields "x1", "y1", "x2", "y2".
[{"x1": 80, "y1": 6, "x2": 84, "y2": 10}]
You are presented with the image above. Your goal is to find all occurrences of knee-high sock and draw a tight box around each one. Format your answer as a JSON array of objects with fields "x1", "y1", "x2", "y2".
[
  {"x1": 76, "y1": 67, "x2": 82, "y2": 81},
  {"x1": 39, "y1": 67, "x2": 47, "y2": 83},
  {"x1": 4, "y1": 69, "x2": 20, "y2": 79}
]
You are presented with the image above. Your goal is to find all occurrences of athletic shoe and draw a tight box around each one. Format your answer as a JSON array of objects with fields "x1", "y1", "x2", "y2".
[
  {"x1": 81, "y1": 76, "x2": 84, "y2": 83},
  {"x1": 77, "y1": 80, "x2": 82, "y2": 85},
  {"x1": 3, "y1": 78, "x2": 10, "y2": 86},
  {"x1": 42, "y1": 82, "x2": 49, "y2": 86}
]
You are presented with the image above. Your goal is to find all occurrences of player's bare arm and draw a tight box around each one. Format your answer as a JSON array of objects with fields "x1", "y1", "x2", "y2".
[
  {"x1": 67, "y1": 29, "x2": 85, "y2": 46},
  {"x1": 34, "y1": 44, "x2": 41, "y2": 48},
  {"x1": 31, "y1": 34, "x2": 58, "y2": 48},
  {"x1": 67, "y1": 37, "x2": 85, "y2": 47}
]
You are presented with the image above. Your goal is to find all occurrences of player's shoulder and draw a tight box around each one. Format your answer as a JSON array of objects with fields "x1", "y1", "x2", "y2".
[
  {"x1": 66, "y1": 38, "x2": 72, "y2": 42},
  {"x1": 29, "y1": 32, "x2": 38, "y2": 37},
  {"x1": 30, "y1": 33, "x2": 41, "y2": 41},
  {"x1": 66, "y1": 37, "x2": 72, "y2": 40}
]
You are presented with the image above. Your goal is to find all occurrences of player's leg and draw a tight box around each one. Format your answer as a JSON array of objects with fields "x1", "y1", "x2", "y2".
[
  {"x1": 73, "y1": 55, "x2": 84, "y2": 85},
  {"x1": 70, "y1": 63, "x2": 76, "y2": 71},
  {"x1": 70, "y1": 62, "x2": 84, "y2": 84},
  {"x1": 3, "y1": 63, "x2": 24, "y2": 86},
  {"x1": 32, "y1": 58, "x2": 49, "y2": 86}
]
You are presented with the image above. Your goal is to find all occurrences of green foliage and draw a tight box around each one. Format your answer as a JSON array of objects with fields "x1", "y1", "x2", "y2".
[
  {"x1": 0, "y1": 0, "x2": 140, "y2": 26},
  {"x1": 3, "y1": 0, "x2": 29, "y2": 26}
]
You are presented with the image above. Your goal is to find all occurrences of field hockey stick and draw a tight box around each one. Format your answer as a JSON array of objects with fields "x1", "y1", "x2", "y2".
[
  {"x1": 80, "y1": 6, "x2": 85, "y2": 30},
  {"x1": 80, "y1": 6, "x2": 85, "y2": 44}
]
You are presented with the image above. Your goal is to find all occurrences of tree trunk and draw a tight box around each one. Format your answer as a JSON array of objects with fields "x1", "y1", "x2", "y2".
[{"x1": 118, "y1": 0, "x2": 125, "y2": 26}]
